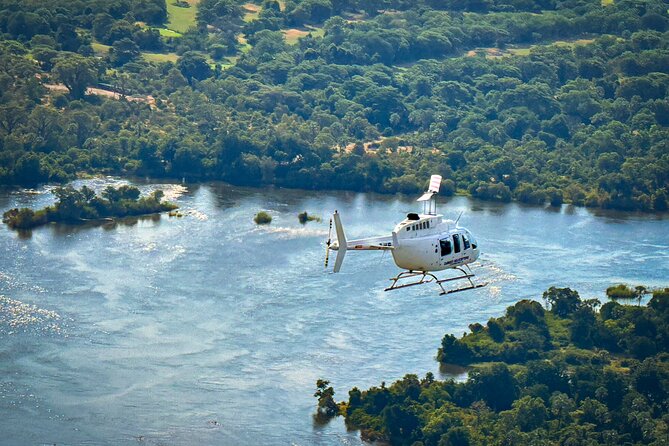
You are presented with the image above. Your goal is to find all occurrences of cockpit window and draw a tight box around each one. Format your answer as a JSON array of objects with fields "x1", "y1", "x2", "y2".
[
  {"x1": 462, "y1": 234, "x2": 471, "y2": 250},
  {"x1": 453, "y1": 234, "x2": 461, "y2": 253},
  {"x1": 440, "y1": 239, "x2": 452, "y2": 256}
]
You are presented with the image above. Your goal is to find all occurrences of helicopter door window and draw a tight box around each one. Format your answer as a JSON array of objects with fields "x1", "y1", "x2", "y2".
[
  {"x1": 453, "y1": 234, "x2": 461, "y2": 253},
  {"x1": 463, "y1": 234, "x2": 471, "y2": 250},
  {"x1": 440, "y1": 239, "x2": 452, "y2": 256}
]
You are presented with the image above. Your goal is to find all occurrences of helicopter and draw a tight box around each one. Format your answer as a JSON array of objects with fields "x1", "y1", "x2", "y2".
[{"x1": 324, "y1": 175, "x2": 487, "y2": 295}]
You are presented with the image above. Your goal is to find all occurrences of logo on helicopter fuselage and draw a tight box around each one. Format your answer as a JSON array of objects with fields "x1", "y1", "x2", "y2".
[{"x1": 445, "y1": 256, "x2": 469, "y2": 266}]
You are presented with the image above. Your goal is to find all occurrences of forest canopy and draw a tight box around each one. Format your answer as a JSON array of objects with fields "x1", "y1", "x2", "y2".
[{"x1": 0, "y1": 0, "x2": 668, "y2": 211}]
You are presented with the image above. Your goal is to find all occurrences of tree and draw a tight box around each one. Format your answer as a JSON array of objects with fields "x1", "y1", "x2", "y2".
[
  {"x1": 109, "y1": 38, "x2": 140, "y2": 66},
  {"x1": 513, "y1": 396, "x2": 547, "y2": 431},
  {"x1": 67, "y1": 111, "x2": 100, "y2": 148},
  {"x1": 314, "y1": 379, "x2": 338, "y2": 420},
  {"x1": 467, "y1": 363, "x2": 518, "y2": 411},
  {"x1": 13, "y1": 153, "x2": 47, "y2": 185},
  {"x1": 52, "y1": 55, "x2": 98, "y2": 99},
  {"x1": 543, "y1": 287, "x2": 581, "y2": 317},
  {"x1": 177, "y1": 52, "x2": 213, "y2": 83}
]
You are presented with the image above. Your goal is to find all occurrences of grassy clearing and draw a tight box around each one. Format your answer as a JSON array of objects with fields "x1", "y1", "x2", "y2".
[
  {"x1": 506, "y1": 47, "x2": 531, "y2": 56},
  {"x1": 166, "y1": 0, "x2": 199, "y2": 33},
  {"x1": 143, "y1": 52, "x2": 179, "y2": 63},
  {"x1": 157, "y1": 28, "x2": 183, "y2": 37},
  {"x1": 91, "y1": 42, "x2": 111, "y2": 55},
  {"x1": 602, "y1": 0, "x2": 614, "y2": 5},
  {"x1": 282, "y1": 26, "x2": 324, "y2": 44},
  {"x1": 492, "y1": 38, "x2": 595, "y2": 58},
  {"x1": 243, "y1": 3, "x2": 261, "y2": 22},
  {"x1": 219, "y1": 55, "x2": 239, "y2": 69},
  {"x1": 237, "y1": 35, "x2": 252, "y2": 53}
]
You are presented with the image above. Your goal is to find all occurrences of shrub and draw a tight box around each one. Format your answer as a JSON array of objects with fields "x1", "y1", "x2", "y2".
[
  {"x1": 606, "y1": 284, "x2": 636, "y2": 300},
  {"x1": 254, "y1": 211, "x2": 272, "y2": 224},
  {"x1": 298, "y1": 211, "x2": 321, "y2": 224}
]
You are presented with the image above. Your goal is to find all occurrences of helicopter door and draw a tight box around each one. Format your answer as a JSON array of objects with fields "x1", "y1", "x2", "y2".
[
  {"x1": 462, "y1": 233, "x2": 471, "y2": 250},
  {"x1": 453, "y1": 234, "x2": 461, "y2": 253}
]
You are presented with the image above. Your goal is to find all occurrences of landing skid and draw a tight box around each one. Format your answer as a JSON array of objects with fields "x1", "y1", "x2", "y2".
[{"x1": 385, "y1": 266, "x2": 487, "y2": 295}]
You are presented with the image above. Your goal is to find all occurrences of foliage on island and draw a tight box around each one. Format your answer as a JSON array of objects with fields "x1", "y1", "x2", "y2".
[
  {"x1": 331, "y1": 286, "x2": 669, "y2": 445},
  {"x1": 2, "y1": 185, "x2": 177, "y2": 229},
  {"x1": 0, "y1": 0, "x2": 669, "y2": 211},
  {"x1": 253, "y1": 210, "x2": 272, "y2": 224},
  {"x1": 606, "y1": 283, "x2": 651, "y2": 301},
  {"x1": 297, "y1": 211, "x2": 321, "y2": 224},
  {"x1": 313, "y1": 379, "x2": 342, "y2": 423}
]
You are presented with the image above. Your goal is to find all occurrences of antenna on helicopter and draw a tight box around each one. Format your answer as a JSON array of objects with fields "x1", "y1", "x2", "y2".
[
  {"x1": 455, "y1": 211, "x2": 464, "y2": 226},
  {"x1": 416, "y1": 174, "x2": 442, "y2": 215}
]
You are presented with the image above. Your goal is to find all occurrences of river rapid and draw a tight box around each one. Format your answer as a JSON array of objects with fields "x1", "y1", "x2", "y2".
[{"x1": 1, "y1": 178, "x2": 668, "y2": 445}]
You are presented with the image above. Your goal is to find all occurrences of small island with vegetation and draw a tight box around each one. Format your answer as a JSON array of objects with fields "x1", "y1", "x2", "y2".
[
  {"x1": 317, "y1": 285, "x2": 669, "y2": 445},
  {"x1": 253, "y1": 211, "x2": 272, "y2": 225},
  {"x1": 298, "y1": 211, "x2": 321, "y2": 224},
  {"x1": 2, "y1": 185, "x2": 177, "y2": 230}
]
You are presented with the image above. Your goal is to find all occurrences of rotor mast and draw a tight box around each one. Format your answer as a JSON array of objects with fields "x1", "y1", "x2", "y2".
[{"x1": 417, "y1": 175, "x2": 442, "y2": 215}]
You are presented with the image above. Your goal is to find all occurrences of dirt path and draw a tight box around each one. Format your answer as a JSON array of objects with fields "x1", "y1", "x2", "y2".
[{"x1": 44, "y1": 84, "x2": 156, "y2": 107}]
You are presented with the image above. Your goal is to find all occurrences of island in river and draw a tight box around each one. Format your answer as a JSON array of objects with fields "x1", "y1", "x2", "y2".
[
  {"x1": 335, "y1": 286, "x2": 669, "y2": 445},
  {"x1": 2, "y1": 184, "x2": 177, "y2": 230}
]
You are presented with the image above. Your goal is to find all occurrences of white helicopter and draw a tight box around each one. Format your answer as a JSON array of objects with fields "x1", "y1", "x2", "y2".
[{"x1": 325, "y1": 175, "x2": 487, "y2": 295}]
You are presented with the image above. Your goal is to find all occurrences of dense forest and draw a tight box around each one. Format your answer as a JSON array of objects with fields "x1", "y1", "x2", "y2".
[
  {"x1": 0, "y1": 0, "x2": 668, "y2": 211},
  {"x1": 321, "y1": 286, "x2": 669, "y2": 445}
]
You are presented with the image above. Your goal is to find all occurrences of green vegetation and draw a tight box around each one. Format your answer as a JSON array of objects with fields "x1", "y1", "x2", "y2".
[
  {"x1": 606, "y1": 283, "x2": 650, "y2": 301},
  {"x1": 142, "y1": 51, "x2": 179, "y2": 63},
  {"x1": 156, "y1": 28, "x2": 183, "y2": 38},
  {"x1": 314, "y1": 379, "x2": 341, "y2": 423},
  {"x1": 166, "y1": 0, "x2": 198, "y2": 33},
  {"x1": 327, "y1": 286, "x2": 669, "y2": 444},
  {"x1": 2, "y1": 185, "x2": 177, "y2": 230},
  {"x1": 253, "y1": 210, "x2": 272, "y2": 224},
  {"x1": 0, "y1": 0, "x2": 668, "y2": 212},
  {"x1": 297, "y1": 211, "x2": 320, "y2": 223}
]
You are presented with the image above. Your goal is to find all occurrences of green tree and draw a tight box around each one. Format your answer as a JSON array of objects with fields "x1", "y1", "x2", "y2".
[
  {"x1": 52, "y1": 55, "x2": 98, "y2": 99},
  {"x1": 177, "y1": 52, "x2": 213, "y2": 83}
]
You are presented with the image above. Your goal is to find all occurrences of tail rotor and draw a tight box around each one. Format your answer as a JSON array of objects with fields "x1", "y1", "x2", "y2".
[{"x1": 324, "y1": 216, "x2": 333, "y2": 268}]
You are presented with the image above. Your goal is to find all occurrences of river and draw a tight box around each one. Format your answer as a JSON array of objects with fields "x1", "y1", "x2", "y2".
[{"x1": 0, "y1": 179, "x2": 667, "y2": 445}]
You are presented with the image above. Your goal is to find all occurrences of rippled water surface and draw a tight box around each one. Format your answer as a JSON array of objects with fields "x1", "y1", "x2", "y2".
[{"x1": 1, "y1": 179, "x2": 668, "y2": 445}]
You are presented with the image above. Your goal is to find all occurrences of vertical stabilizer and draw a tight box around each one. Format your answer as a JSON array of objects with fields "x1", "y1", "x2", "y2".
[{"x1": 333, "y1": 211, "x2": 347, "y2": 273}]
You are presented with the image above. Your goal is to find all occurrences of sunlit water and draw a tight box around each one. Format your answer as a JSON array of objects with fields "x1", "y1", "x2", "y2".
[{"x1": 1, "y1": 179, "x2": 668, "y2": 445}]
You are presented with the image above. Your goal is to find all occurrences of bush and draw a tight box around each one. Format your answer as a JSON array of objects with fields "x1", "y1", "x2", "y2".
[
  {"x1": 606, "y1": 284, "x2": 636, "y2": 300},
  {"x1": 298, "y1": 211, "x2": 321, "y2": 224},
  {"x1": 254, "y1": 211, "x2": 272, "y2": 224}
]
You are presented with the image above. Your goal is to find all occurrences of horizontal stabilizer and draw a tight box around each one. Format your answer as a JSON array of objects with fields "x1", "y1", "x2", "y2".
[{"x1": 428, "y1": 175, "x2": 442, "y2": 193}]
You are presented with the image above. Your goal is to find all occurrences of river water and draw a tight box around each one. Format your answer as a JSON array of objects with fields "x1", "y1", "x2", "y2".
[{"x1": 0, "y1": 179, "x2": 667, "y2": 445}]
